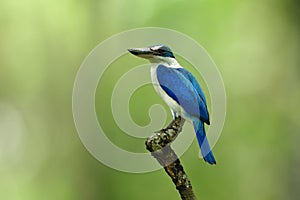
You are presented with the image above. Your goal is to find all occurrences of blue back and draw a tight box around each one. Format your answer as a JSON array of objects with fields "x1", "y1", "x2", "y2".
[{"x1": 156, "y1": 65, "x2": 210, "y2": 124}]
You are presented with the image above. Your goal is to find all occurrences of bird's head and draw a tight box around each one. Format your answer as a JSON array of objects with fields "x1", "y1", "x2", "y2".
[{"x1": 128, "y1": 44, "x2": 176, "y2": 64}]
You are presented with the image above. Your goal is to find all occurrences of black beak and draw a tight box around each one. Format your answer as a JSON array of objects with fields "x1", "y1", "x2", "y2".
[{"x1": 128, "y1": 47, "x2": 155, "y2": 58}]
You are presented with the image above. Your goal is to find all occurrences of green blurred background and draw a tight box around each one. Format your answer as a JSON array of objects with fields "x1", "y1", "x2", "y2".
[{"x1": 1, "y1": 0, "x2": 300, "y2": 199}]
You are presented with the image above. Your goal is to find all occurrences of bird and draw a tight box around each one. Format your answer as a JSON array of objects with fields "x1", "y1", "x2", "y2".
[{"x1": 128, "y1": 44, "x2": 216, "y2": 165}]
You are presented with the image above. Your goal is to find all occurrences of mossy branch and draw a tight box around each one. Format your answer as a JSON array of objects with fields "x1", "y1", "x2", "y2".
[{"x1": 145, "y1": 116, "x2": 197, "y2": 200}]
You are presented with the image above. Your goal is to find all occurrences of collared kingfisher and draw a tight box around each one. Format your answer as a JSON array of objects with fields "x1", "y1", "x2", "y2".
[{"x1": 128, "y1": 44, "x2": 216, "y2": 165}]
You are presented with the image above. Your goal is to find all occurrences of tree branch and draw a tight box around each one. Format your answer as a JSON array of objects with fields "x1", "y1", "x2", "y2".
[{"x1": 145, "y1": 116, "x2": 197, "y2": 200}]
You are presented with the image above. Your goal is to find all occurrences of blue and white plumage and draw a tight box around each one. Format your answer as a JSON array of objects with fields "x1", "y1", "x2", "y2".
[{"x1": 128, "y1": 44, "x2": 216, "y2": 165}]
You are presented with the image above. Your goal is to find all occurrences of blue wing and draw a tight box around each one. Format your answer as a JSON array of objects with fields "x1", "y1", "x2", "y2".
[
  {"x1": 156, "y1": 64, "x2": 210, "y2": 124},
  {"x1": 175, "y1": 68, "x2": 208, "y2": 105}
]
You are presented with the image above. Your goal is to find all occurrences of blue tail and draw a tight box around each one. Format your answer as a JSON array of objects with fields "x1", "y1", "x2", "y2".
[{"x1": 193, "y1": 119, "x2": 216, "y2": 165}]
